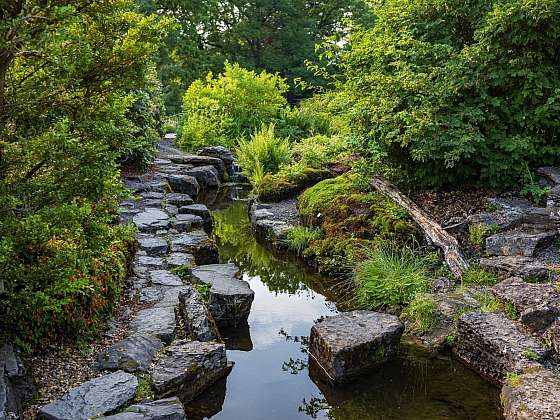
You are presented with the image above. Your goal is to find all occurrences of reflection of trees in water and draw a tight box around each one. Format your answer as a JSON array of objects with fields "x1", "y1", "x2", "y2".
[
  {"x1": 279, "y1": 329, "x2": 310, "y2": 375},
  {"x1": 212, "y1": 200, "x2": 340, "y2": 298},
  {"x1": 299, "y1": 396, "x2": 330, "y2": 419}
]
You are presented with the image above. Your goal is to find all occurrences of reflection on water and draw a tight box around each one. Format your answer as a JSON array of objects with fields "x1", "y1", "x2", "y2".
[{"x1": 185, "y1": 191, "x2": 502, "y2": 420}]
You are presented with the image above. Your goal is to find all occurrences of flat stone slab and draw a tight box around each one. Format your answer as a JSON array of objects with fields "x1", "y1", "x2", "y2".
[
  {"x1": 170, "y1": 231, "x2": 218, "y2": 265},
  {"x1": 502, "y1": 367, "x2": 560, "y2": 420},
  {"x1": 174, "y1": 155, "x2": 226, "y2": 178},
  {"x1": 100, "y1": 397, "x2": 186, "y2": 419},
  {"x1": 179, "y1": 204, "x2": 212, "y2": 232},
  {"x1": 133, "y1": 209, "x2": 170, "y2": 233},
  {"x1": 149, "y1": 270, "x2": 183, "y2": 287},
  {"x1": 538, "y1": 166, "x2": 560, "y2": 185},
  {"x1": 137, "y1": 237, "x2": 168, "y2": 257},
  {"x1": 309, "y1": 311, "x2": 404, "y2": 383},
  {"x1": 151, "y1": 340, "x2": 230, "y2": 403},
  {"x1": 154, "y1": 286, "x2": 190, "y2": 308},
  {"x1": 453, "y1": 312, "x2": 550, "y2": 383},
  {"x1": 479, "y1": 255, "x2": 555, "y2": 280},
  {"x1": 166, "y1": 193, "x2": 193, "y2": 206},
  {"x1": 97, "y1": 334, "x2": 162, "y2": 373},
  {"x1": 172, "y1": 214, "x2": 203, "y2": 233},
  {"x1": 178, "y1": 287, "x2": 220, "y2": 342},
  {"x1": 38, "y1": 371, "x2": 137, "y2": 420},
  {"x1": 166, "y1": 253, "x2": 195, "y2": 268},
  {"x1": 492, "y1": 277, "x2": 560, "y2": 331},
  {"x1": 191, "y1": 264, "x2": 254, "y2": 328},
  {"x1": 167, "y1": 175, "x2": 199, "y2": 197},
  {"x1": 130, "y1": 307, "x2": 176, "y2": 344},
  {"x1": 137, "y1": 256, "x2": 165, "y2": 270},
  {"x1": 486, "y1": 230, "x2": 557, "y2": 257}
]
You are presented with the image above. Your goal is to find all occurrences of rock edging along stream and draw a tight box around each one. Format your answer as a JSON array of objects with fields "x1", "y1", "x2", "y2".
[{"x1": 249, "y1": 187, "x2": 560, "y2": 419}]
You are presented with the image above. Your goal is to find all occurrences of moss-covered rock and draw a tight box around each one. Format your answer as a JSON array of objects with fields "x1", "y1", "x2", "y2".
[{"x1": 256, "y1": 167, "x2": 332, "y2": 202}]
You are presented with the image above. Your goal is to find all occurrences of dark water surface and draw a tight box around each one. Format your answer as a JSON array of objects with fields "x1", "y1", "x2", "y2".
[{"x1": 187, "y1": 187, "x2": 502, "y2": 420}]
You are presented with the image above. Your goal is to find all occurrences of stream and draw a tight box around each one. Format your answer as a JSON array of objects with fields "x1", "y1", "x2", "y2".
[{"x1": 185, "y1": 186, "x2": 503, "y2": 420}]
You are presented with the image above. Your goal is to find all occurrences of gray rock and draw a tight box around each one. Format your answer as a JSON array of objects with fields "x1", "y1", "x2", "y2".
[
  {"x1": 138, "y1": 237, "x2": 168, "y2": 257},
  {"x1": 154, "y1": 286, "x2": 190, "y2": 308},
  {"x1": 97, "y1": 334, "x2": 162, "y2": 373},
  {"x1": 101, "y1": 397, "x2": 186, "y2": 419},
  {"x1": 164, "y1": 205, "x2": 178, "y2": 216},
  {"x1": 492, "y1": 277, "x2": 560, "y2": 331},
  {"x1": 178, "y1": 287, "x2": 220, "y2": 342},
  {"x1": 538, "y1": 166, "x2": 560, "y2": 185},
  {"x1": 544, "y1": 319, "x2": 560, "y2": 353},
  {"x1": 309, "y1": 311, "x2": 404, "y2": 383},
  {"x1": 165, "y1": 253, "x2": 195, "y2": 269},
  {"x1": 141, "y1": 192, "x2": 164, "y2": 200},
  {"x1": 167, "y1": 175, "x2": 199, "y2": 197},
  {"x1": 139, "y1": 287, "x2": 165, "y2": 305},
  {"x1": 479, "y1": 255, "x2": 555, "y2": 280},
  {"x1": 501, "y1": 367, "x2": 560, "y2": 420},
  {"x1": 130, "y1": 307, "x2": 176, "y2": 344},
  {"x1": 176, "y1": 155, "x2": 226, "y2": 179},
  {"x1": 133, "y1": 209, "x2": 170, "y2": 233},
  {"x1": 1, "y1": 342, "x2": 34, "y2": 420},
  {"x1": 143, "y1": 199, "x2": 163, "y2": 208},
  {"x1": 467, "y1": 211, "x2": 522, "y2": 232},
  {"x1": 172, "y1": 214, "x2": 203, "y2": 233},
  {"x1": 137, "y1": 256, "x2": 166, "y2": 270},
  {"x1": 151, "y1": 340, "x2": 230, "y2": 403},
  {"x1": 488, "y1": 198, "x2": 533, "y2": 213},
  {"x1": 149, "y1": 270, "x2": 183, "y2": 287},
  {"x1": 170, "y1": 231, "x2": 218, "y2": 265},
  {"x1": 252, "y1": 219, "x2": 292, "y2": 245},
  {"x1": 431, "y1": 277, "x2": 453, "y2": 294},
  {"x1": 191, "y1": 264, "x2": 254, "y2": 328},
  {"x1": 184, "y1": 166, "x2": 220, "y2": 190},
  {"x1": 521, "y1": 206, "x2": 558, "y2": 230},
  {"x1": 486, "y1": 230, "x2": 557, "y2": 257},
  {"x1": 124, "y1": 180, "x2": 169, "y2": 193},
  {"x1": 37, "y1": 371, "x2": 138, "y2": 420},
  {"x1": 453, "y1": 312, "x2": 550, "y2": 383},
  {"x1": 165, "y1": 193, "x2": 193, "y2": 207},
  {"x1": 178, "y1": 204, "x2": 212, "y2": 232},
  {"x1": 198, "y1": 146, "x2": 234, "y2": 165}
]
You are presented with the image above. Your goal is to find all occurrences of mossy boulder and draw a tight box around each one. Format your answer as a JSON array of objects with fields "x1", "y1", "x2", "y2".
[{"x1": 256, "y1": 168, "x2": 332, "y2": 202}]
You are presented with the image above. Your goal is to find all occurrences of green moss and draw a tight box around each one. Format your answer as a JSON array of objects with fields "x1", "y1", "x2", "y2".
[
  {"x1": 462, "y1": 266, "x2": 498, "y2": 286},
  {"x1": 506, "y1": 372, "x2": 522, "y2": 388},
  {"x1": 194, "y1": 283, "x2": 211, "y2": 301},
  {"x1": 523, "y1": 349, "x2": 540, "y2": 361},
  {"x1": 257, "y1": 167, "x2": 331, "y2": 202},
  {"x1": 134, "y1": 373, "x2": 154, "y2": 403},
  {"x1": 285, "y1": 226, "x2": 322, "y2": 255},
  {"x1": 505, "y1": 302, "x2": 520, "y2": 320},
  {"x1": 473, "y1": 291, "x2": 501, "y2": 313},
  {"x1": 401, "y1": 293, "x2": 440, "y2": 335}
]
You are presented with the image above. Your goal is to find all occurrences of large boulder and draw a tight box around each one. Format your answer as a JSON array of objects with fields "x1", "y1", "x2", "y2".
[
  {"x1": 184, "y1": 166, "x2": 220, "y2": 190},
  {"x1": 149, "y1": 270, "x2": 183, "y2": 287},
  {"x1": 96, "y1": 334, "x2": 163, "y2": 373},
  {"x1": 170, "y1": 231, "x2": 218, "y2": 265},
  {"x1": 190, "y1": 264, "x2": 254, "y2": 328},
  {"x1": 453, "y1": 312, "x2": 550, "y2": 383},
  {"x1": 165, "y1": 193, "x2": 193, "y2": 207},
  {"x1": 130, "y1": 307, "x2": 176, "y2": 344},
  {"x1": 198, "y1": 146, "x2": 235, "y2": 176},
  {"x1": 501, "y1": 367, "x2": 560, "y2": 420},
  {"x1": 151, "y1": 340, "x2": 231, "y2": 403},
  {"x1": 133, "y1": 209, "x2": 170, "y2": 233},
  {"x1": 100, "y1": 397, "x2": 186, "y2": 419},
  {"x1": 308, "y1": 311, "x2": 404, "y2": 383},
  {"x1": 178, "y1": 287, "x2": 221, "y2": 342},
  {"x1": 178, "y1": 204, "x2": 212, "y2": 233},
  {"x1": 479, "y1": 255, "x2": 555, "y2": 280},
  {"x1": 38, "y1": 371, "x2": 138, "y2": 420},
  {"x1": 486, "y1": 230, "x2": 557, "y2": 257},
  {"x1": 538, "y1": 166, "x2": 560, "y2": 185},
  {"x1": 137, "y1": 236, "x2": 168, "y2": 257},
  {"x1": 166, "y1": 175, "x2": 199, "y2": 197},
  {"x1": 492, "y1": 277, "x2": 560, "y2": 331}
]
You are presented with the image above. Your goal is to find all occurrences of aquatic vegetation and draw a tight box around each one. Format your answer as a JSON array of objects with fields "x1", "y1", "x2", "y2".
[
  {"x1": 401, "y1": 293, "x2": 440, "y2": 335},
  {"x1": 285, "y1": 227, "x2": 322, "y2": 255}
]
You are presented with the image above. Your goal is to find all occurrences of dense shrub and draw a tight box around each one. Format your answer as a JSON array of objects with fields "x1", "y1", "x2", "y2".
[
  {"x1": 179, "y1": 63, "x2": 289, "y2": 150},
  {"x1": 340, "y1": 0, "x2": 560, "y2": 188}
]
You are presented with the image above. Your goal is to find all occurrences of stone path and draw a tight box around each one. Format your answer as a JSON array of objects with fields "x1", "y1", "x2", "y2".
[{"x1": 34, "y1": 137, "x2": 254, "y2": 419}]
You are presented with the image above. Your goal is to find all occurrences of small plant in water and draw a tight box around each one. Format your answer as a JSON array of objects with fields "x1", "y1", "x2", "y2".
[
  {"x1": 286, "y1": 226, "x2": 322, "y2": 254},
  {"x1": 401, "y1": 293, "x2": 440, "y2": 335}
]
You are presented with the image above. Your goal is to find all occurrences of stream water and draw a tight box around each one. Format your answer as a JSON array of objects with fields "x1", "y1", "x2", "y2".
[{"x1": 185, "y1": 186, "x2": 503, "y2": 420}]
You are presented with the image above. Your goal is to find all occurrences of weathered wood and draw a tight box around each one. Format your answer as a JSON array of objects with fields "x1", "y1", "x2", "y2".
[{"x1": 371, "y1": 176, "x2": 469, "y2": 279}]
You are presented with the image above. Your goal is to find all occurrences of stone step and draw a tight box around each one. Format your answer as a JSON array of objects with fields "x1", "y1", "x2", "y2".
[
  {"x1": 492, "y1": 277, "x2": 560, "y2": 331},
  {"x1": 170, "y1": 231, "x2": 218, "y2": 265},
  {"x1": 309, "y1": 311, "x2": 404, "y2": 383},
  {"x1": 149, "y1": 270, "x2": 183, "y2": 287},
  {"x1": 171, "y1": 213, "x2": 203, "y2": 233},
  {"x1": 190, "y1": 264, "x2": 254, "y2": 328},
  {"x1": 137, "y1": 236, "x2": 168, "y2": 257},
  {"x1": 133, "y1": 209, "x2": 170, "y2": 233},
  {"x1": 166, "y1": 174, "x2": 199, "y2": 197},
  {"x1": 178, "y1": 204, "x2": 212, "y2": 233},
  {"x1": 165, "y1": 252, "x2": 195, "y2": 269},
  {"x1": 96, "y1": 333, "x2": 162, "y2": 373},
  {"x1": 151, "y1": 340, "x2": 231, "y2": 403},
  {"x1": 100, "y1": 397, "x2": 186, "y2": 419},
  {"x1": 38, "y1": 371, "x2": 137, "y2": 420},
  {"x1": 167, "y1": 155, "x2": 226, "y2": 179},
  {"x1": 184, "y1": 166, "x2": 220, "y2": 190},
  {"x1": 453, "y1": 312, "x2": 550, "y2": 383},
  {"x1": 130, "y1": 307, "x2": 176, "y2": 344},
  {"x1": 165, "y1": 193, "x2": 193, "y2": 207},
  {"x1": 486, "y1": 230, "x2": 557, "y2": 257},
  {"x1": 178, "y1": 287, "x2": 221, "y2": 342}
]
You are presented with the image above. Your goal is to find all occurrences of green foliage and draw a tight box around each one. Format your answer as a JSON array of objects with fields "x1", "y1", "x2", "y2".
[
  {"x1": 401, "y1": 293, "x2": 440, "y2": 335},
  {"x1": 523, "y1": 349, "x2": 540, "y2": 362},
  {"x1": 468, "y1": 224, "x2": 497, "y2": 247},
  {"x1": 194, "y1": 283, "x2": 211, "y2": 301},
  {"x1": 134, "y1": 373, "x2": 155, "y2": 403},
  {"x1": 506, "y1": 372, "x2": 522, "y2": 388},
  {"x1": 256, "y1": 166, "x2": 331, "y2": 202},
  {"x1": 462, "y1": 266, "x2": 498, "y2": 286},
  {"x1": 0, "y1": 0, "x2": 168, "y2": 347},
  {"x1": 179, "y1": 63, "x2": 289, "y2": 150},
  {"x1": 298, "y1": 176, "x2": 357, "y2": 224},
  {"x1": 505, "y1": 302, "x2": 520, "y2": 320},
  {"x1": 473, "y1": 292, "x2": 501, "y2": 313},
  {"x1": 236, "y1": 124, "x2": 291, "y2": 186},
  {"x1": 354, "y1": 244, "x2": 430, "y2": 309},
  {"x1": 339, "y1": 0, "x2": 560, "y2": 188},
  {"x1": 521, "y1": 164, "x2": 551, "y2": 204},
  {"x1": 286, "y1": 227, "x2": 322, "y2": 255}
]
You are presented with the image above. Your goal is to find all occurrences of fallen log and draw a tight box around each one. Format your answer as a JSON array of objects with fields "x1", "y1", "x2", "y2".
[{"x1": 371, "y1": 176, "x2": 470, "y2": 279}]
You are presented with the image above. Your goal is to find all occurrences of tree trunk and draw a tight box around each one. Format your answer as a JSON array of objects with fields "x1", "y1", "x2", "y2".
[{"x1": 371, "y1": 176, "x2": 470, "y2": 279}]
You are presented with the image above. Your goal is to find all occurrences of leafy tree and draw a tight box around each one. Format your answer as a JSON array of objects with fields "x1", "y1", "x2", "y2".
[
  {"x1": 339, "y1": 0, "x2": 560, "y2": 188},
  {"x1": 0, "y1": 0, "x2": 169, "y2": 346}
]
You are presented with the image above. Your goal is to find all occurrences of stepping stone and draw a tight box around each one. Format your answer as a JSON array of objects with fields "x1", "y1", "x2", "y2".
[
  {"x1": 133, "y1": 209, "x2": 170, "y2": 233},
  {"x1": 100, "y1": 397, "x2": 186, "y2": 419},
  {"x1": 124, "y1": 180, "x2": 169, "y2": 193},
  {"x1": 167, "y1": 175, "x2": 199, "y2": 197},
  {"x1": 164, "y1": 205, "x2": 178, "y2": 216},
  {"x1": 501, "y1": 367, "x2": 560, "y2": 420},
  {"x1": 137, "y1": 237, "x2": 168, "y2": 257},
  {"x1": 166, "y1": 193, "x2": 193, "y2": 206},
  {"x1": 140, "y1": 192, "x2": 164, "y2": 200},
  {"x1": 453, "y1": 312, "x2": 550, "y2": 383},
  {"x1": 486, "y1": 230, "x2": 557, "y2": 257},
  {"x1": 143, "y1": 199, "x2": 163, "y2": 208},
  {"x1": 309, "y1": 311, "x2": 404, "y2": 383},
  {"x1": 185, "y1": 166, "x2": 220, "y2": 189},
  {"x1": 198, "y1": 146, "x2": 234, "y2": 176},
  {"x1": 37, "y1": 371, "x2": 137, "y2": 420},
  {"x1": 191, "y1": 264, "x2": 254, "y2": 328},
  {"x1": 130, "y1": 307, "x2": 176, "y2": 344},
  {"x1": 151, "y1": 340, "x2": 231, "y2": 402},
  {"x1": 174, "y1": 155, "x2": 226, "y2": 178},
  {"x1": 166, "y1": 253, "x2": 195, "y2": 269},
  {"x1": 479, "y1": 255, "x2": 555, "y2": 280},
  {"x1": 492, "y1": 277, "x2": 560, "y2": 331},
  {"x1": 154, "y1": 286, "x2": 190, "y2": 308},
  {"x1": 172, "y1": 214, "x2": 203, "y2": 233},
  {"x1": 178, "y1": 204, "x2": 212, "y2": 232},
  {"x1": 139, "y1": 287, "x2": 165, "y2": 305},
  {"x1": 170, "y1": 231, "x2": 218, "y2": 265},
  {"x1": 137, "y1": 256, "x2": 165, "y2": 270},
  {"x1": 467, "y1": 211, "x2": 522, "y2": 232},
  {"x1": 149, "y1": 270, "x2": 183, "y2": 287},
  {"x1": 97, "y1": 334, "x2": 162, "y2": 373},
  {"x1": 178, "y1": 287, "x2": 220, "y2": 342}
]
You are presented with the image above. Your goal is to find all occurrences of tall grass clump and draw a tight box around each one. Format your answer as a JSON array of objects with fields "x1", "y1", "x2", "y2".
[
  {"x1": 286, "y1": 226, "x2": 322, "y2": 254},
  {"x1": 236, "y1": 124, "x2": 290, "y2": 186},
  {"x1": 401, "y1": 293, "x2": 440, "y2": 334},
  {"x1": 354, "y1": 244, "x2": 429, "y2": 309}
]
